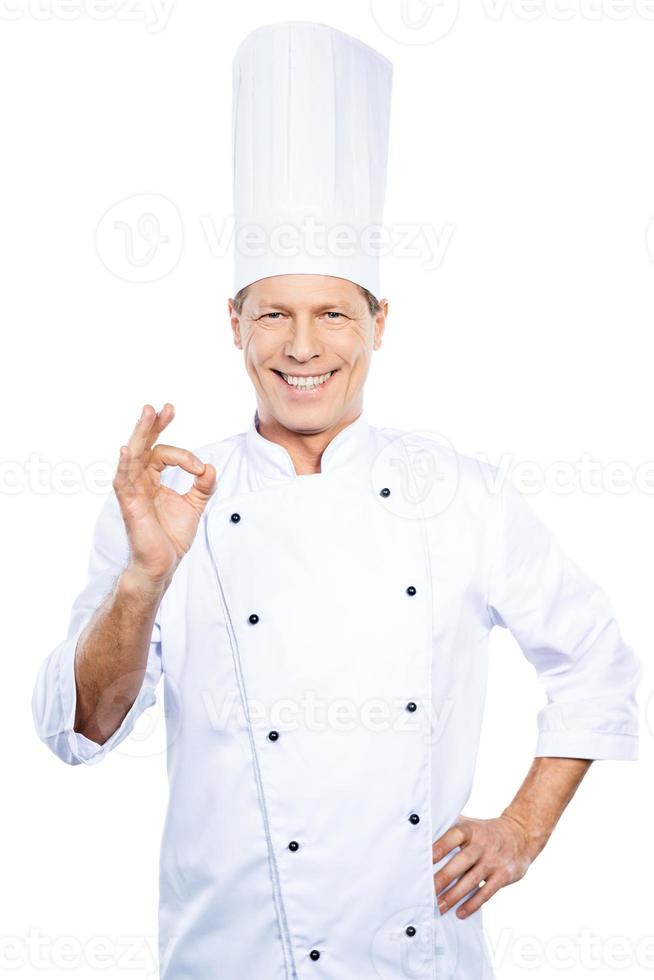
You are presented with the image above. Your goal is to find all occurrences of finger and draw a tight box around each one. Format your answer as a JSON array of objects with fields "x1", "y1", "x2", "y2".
[
  {"x1": 437, "y1": 866, "x2": 488, "y2": 914},
  {"x1": 183, "y1": 462, "x2": 217, "y2": 510},
  {"x1": 126, "y1": 404, "x2": 157, "y2": 457},
  {"x1": 144, "y1": 402, "x2": 175, "y2": 451},
  {"x1": 125, "y1": 413, "x2": 158, "y2": 484},
  {"x1": 433, "y1": 846, "x2": 481, "y2": 896},
  {"x1": 113, "y1": 444, "x2": 145, "y2": 496},
  {"x1": 455, "y1": 875, "x2": 502, "y2": 919},
  {"x1": 126, "y1": 403, "x2": 175, "y2": 459},
  {"x1": 433, "y1": 824, "x2": 468, "y2": 861},
  {"x1": 149, "y1": 444, "x2": 207, "y2": 476}
]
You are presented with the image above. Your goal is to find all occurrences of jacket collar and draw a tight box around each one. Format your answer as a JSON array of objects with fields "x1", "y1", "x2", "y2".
[{"x1": 245, "y1": 408, "x2": 371, "y2": 481}]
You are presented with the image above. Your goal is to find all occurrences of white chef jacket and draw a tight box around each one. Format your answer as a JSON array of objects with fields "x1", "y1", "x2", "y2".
[{"x1": 32, "y1": 409, "x2": 641, "y2": 980}]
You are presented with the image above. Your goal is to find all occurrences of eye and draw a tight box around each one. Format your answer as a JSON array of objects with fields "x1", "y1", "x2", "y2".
[
  {"x1": 324, "y1": 311, "x2": 345, "y2": 320},
  {"x1": 260, "y1": 312, "x2": 285, "y2": 321}
]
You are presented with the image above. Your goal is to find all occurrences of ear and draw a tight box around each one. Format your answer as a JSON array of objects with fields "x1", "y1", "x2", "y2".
[
  {"x1": 372, "y1": 299, "x2": 388, "y2": 350},
  {"x1": 228, "y1": 298, "x2": 243, "y2": 349}
]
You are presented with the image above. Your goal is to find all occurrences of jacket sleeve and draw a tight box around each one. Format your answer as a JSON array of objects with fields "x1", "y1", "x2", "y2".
[
  {"x1": 486, "y1": 479, "x2": 641, "y2": 761},
  {"x1": 31, "y1": 489, "x2": 163, "y2": 766}
]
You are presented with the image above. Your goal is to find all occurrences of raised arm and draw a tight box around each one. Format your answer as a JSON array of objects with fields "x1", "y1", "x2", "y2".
[{"x1": 32, "y1": 403, "x2": 217, "y2": 764}]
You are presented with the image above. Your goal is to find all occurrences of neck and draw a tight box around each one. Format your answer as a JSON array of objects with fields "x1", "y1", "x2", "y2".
[{"x1": 255, "y1": 407, "x2": 362, "y2": 476}]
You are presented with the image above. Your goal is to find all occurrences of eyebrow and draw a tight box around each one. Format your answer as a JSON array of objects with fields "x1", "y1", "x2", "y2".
[{"x1": 254, "y1": 302, "x2": 353, "y2": 313}]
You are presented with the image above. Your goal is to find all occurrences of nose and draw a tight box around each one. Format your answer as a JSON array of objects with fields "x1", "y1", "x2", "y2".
[{"x1": 283, "y1": 313, "x2": 324, "y2": 363}]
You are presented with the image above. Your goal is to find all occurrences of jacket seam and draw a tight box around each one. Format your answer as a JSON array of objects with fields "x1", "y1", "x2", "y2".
[
  {"x1": 205, "y1": 519, "x2": 298, "y2": 980},
  {"x1": 484, "y1": 471, "x2": 505, "y2": 630}
]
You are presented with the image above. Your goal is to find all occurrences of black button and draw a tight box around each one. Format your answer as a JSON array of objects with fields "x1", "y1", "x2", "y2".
[
  {"x1": 248, "y1": 613, "x2": 259, "y2": 625},
  {"x1": 268, "y1": 730, "x2": 279, "y2": 741},
  {"x1": 409, "y1": 813, "x2": 420, "y2": 824},
  {"x1": 288, "y1": 840, "x2": 299, "y2": 851},
  {"x1": 406, "y1": 925, "x2": 416, "y2": 937},
  {"x1": 230, "y1": 512, "x2": 241, "y2": 523},
  {"x1": 380, "y1": 487, "x2": 391, "y2": 497},
  {"x1": 309, "y1": 950, "x2": 320, "y2": 961},
  {"x1": 406, "y1": 701, "x2": 417, "y2": 712},
  {"x1": 406, "y1": 585, "x2": 417, "y2": 596}
]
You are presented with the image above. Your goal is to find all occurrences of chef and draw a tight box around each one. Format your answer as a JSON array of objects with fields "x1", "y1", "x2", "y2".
[{"x1": 32, "y1": 20, "x2": 641, "y2": 980}]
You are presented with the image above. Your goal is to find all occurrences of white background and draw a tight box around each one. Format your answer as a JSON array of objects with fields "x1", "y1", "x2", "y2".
[{"x1": 2, "y1": 1, "x2": 652, "y2": 978}]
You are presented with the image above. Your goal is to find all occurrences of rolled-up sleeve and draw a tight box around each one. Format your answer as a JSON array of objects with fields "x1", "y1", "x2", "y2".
[
  {"x1": 31, "y1": 490, "x2": 163, "y2": 767},
  {"x1": 486, "y1": 479, "x2": 641, "y2": 761}
]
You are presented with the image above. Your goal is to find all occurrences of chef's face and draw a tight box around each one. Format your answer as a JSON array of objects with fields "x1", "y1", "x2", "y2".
[{"x1": 229, "y1": 274, "x2": 387, "y2": 433}]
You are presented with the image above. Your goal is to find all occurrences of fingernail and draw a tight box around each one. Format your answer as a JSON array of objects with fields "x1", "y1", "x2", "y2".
[{"x1": 438, "y1": 900, "x2": 446, "y2": 912}]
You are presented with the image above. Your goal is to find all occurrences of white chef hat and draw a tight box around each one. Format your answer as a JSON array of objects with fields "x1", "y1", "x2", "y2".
[{"x1": 231, "y1": 21, "x2": 393, "y2": 299}]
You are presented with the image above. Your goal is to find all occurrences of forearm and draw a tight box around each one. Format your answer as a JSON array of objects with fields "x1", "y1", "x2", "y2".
[
  {"x1": 73, "y1": 566, "x2": 170, "y2": 745},
  {"x1": 500, "y1": 756, "x2": 593, "y2": 860}
]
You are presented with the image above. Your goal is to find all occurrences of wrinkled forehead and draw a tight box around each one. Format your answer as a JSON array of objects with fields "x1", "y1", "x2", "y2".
[{"x1": 242, "y1": 275, "x2": 368, "y2": 313}]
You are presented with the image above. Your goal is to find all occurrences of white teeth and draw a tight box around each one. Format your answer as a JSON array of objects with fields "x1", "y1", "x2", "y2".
[{"x1": 280, "y1": 371, "x2": 333, "y2": 389}]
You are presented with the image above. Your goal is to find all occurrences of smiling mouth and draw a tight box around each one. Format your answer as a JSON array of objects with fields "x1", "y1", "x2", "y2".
[{"x1": 273, "y1": 369, "x2": 338, "y2": 391}]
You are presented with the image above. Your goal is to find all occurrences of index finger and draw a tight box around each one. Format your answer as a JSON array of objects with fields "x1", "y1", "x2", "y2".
[{"x1": 127, "y1": 402, "x2": 175, "y2": 458}]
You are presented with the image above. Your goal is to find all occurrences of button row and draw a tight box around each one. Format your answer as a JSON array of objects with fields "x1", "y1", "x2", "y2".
[
  {"x1": 248, "y1": 586, "x2": 417, "y2": 629},
  {"x1": 267, "y1": 699, "x2": 417, "y2": 743},
  {"x1": 232, "y1": 506, "x2": 421, "y2": 965},
  {"x1": 231, "y1": 491, "x2": 393, "y2": 524}
]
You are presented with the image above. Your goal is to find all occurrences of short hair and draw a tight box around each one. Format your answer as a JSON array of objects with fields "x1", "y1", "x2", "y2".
[{"x1": 232, "y1": 281, "x2": 381, "y2": 316}]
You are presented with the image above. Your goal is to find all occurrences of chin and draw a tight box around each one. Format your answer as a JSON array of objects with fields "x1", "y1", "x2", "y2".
[{"x1": 273, "y1": 400, "x2": 339, "y2": 430}]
